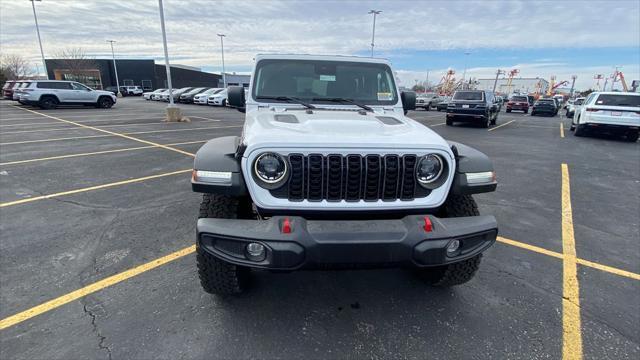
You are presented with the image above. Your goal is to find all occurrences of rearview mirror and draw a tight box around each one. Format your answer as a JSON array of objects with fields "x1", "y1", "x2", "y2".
[
  {"x1": 401, "y1": 91, "x2": 416, "y2": 114},
  {"x1": 227, "y1": 86, "x2": 246, "y2": 112}
]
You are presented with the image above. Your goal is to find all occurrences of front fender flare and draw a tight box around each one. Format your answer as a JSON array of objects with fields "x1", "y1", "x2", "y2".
[
  {"x1": 447, "y1": 141, "x2": 497, "y2": 195},
  {"x1": 192, "y1": 136, "x2": 248, "y2": 196}
]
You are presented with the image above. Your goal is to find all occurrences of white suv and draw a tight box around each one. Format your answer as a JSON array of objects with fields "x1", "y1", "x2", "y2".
[
  {"x1": 571, "y1": 91, "x2": 639, "y2": 142},
  {"x1": 124, "y1": 86, "x2": 143, "y2": 96},
  {"x1": 19, "y1": 80, "x2": 117, "y2": 109}
]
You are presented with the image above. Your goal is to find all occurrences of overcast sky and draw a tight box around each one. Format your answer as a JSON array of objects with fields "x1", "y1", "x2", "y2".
[{"x1": 1, "y1": 0, "x2": 638, "y2": 90}]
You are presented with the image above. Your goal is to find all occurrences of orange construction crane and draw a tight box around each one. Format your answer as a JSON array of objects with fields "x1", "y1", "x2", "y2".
[
  {"x1": 435, "y1": 69, "x2": 458, "y2": 96},
  {"x1": 505, "y1": 69, "x2": 519, "y2": 94},
  {"x1": 546, "y1": 76, "x2": 568, "y2": 96}
]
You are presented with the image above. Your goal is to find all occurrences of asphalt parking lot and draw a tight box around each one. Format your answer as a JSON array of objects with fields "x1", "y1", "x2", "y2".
[{"x1": 0, "y1": 98, "x2": 638, "y2": 359}]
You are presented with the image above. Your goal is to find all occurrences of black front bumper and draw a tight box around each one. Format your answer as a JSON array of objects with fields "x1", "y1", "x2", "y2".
[{"x1": 197, "y1": 215, "x2": 497, "y2": 270}]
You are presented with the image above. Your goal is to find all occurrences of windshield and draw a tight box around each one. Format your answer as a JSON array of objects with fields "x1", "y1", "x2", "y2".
[
  {"x1": 594, "y1": 94, "x2": 640, "y2": 107},
  {"x1": 512, "y1": 96, "x2": 527, "y2": 101},
  {"x1": 252, "y1": 59, "x2": 398, "y2": 105},
  {"x1": 537, "y1": 100, "x2": 554, "y2": 104},
  {"x1": 453, "y1": 91, "x2": 483, "y2": 101}
]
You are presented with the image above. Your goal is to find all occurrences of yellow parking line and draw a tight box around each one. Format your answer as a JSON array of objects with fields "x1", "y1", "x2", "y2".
[
  {"x1": 488, "y1": 120, "x2": 515, "y2": 132},
  {"x1": 0, "y1": 140, "x2": 207, "y2": 166},
  {"x1": 576, "y1": 258, "x2": 640, "y2": 280},
  {"x1": 561, "y1": 163, "x2": 582, "y2": 360},
  {"x1": 0, "y1": 169, "x2": 191, "y2": 208},
  {"x1": 560, "y1": 123, "x2": 565, "y2": 138},
  {"x1": 0, "y1": 234, "x2": 636, "y2": 331},
  {"x1": 0, "y1": 125, "x2": 242, "y2": 146},
  {"x1": 0, "y1": 245, "x2": 195, "y2": 330},
  {"x1": 11, "y1": 106, "x2": 194, "y2": 158}
]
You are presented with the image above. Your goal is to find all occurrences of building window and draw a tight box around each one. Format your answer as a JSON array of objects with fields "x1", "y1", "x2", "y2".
[
  {"x1": 141, "y1": 80, "x2": 152, "y2": 90},
  {"x1": 123, "y1": 79, "x2": 134, "y2": 86},
  {"x1": 54, "y1": 69, "x2": 103, "y2": 89}
]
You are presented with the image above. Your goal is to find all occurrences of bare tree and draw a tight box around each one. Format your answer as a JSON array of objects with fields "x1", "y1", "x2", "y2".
[
  {"x1": 54, "y1": 47, "x2": 98, "y2": 84},
  {"x1": 0, "y1": 54, "x2": 34, "y2": 80}
]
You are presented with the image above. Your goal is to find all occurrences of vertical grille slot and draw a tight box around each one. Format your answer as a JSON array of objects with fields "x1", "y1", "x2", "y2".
[
  {"x1": 326, "y1": 155, "x2": 343, "y2": 201},
  {"x1": 382, "y1": 155, "x2": 400, "y2": 200},
  {"x1": 345, "y1": 155, "x2": 362, "y2": 201},
  {"x1": 400, "y1": 155, "x2": 417, "y2": 200},
  {"x1": 307, "y1": 154, "x2": 324, "y2": 201},
  {"x1": 364, "y1": 155, "x2": 381, "y2": 201},
  {"x1": 288, "y1": 154, "x2": 304, "y2": 200}
]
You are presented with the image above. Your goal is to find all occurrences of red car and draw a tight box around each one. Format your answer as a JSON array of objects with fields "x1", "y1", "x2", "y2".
[
  {"x1": 506, "y1": 95, "x2": 529, "y2": 113},
  {"x1": 2, "y1": 80, "x2": 17, "y2": 99}
]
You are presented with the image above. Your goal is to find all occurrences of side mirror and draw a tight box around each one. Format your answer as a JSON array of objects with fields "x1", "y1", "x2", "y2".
[
  {"x1": 401, "y1": 91, "x2": 416, "y2": 114},
  {"x1": 227, "y1": 86, "x2": 245, "y2": 112}
]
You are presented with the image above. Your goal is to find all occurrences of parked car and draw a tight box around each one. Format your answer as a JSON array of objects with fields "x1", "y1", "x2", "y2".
[
  {"x1": 151, "y1": 89, "x2": 170, "y2": 101},
  {"x1": 193, "y1": 88, "x2": 222, "y2": 104},
  {"x1": 415, "y1": 93, "x2": 441, "y2": 110},
  {"x1": 571, "y1": 92, "x2": 639, "y2": 142},
  {"x1": 18, "y1": 80, "x2": 117, "y2": 109},
  {"x1": 104, "y1": 86, "x2": 128, "y2": 96},
  {"x1": 207, "y1": 88, "x2": 228, "y2": 106},
  {"x1": 565, "y1": 97, "x2": 585, "y2": 118},
  {"x1": 143, "y1": 88, "x2": 166, "y2": 100},
  {"x1": 192, "y1": 53, "x2": 498, "y2": 295},
  {"x1": 12, "y1": 81, "x2": 32, "y2": 101},
  {"x1": 178, "y1": 87, "x2": 210, "y2": 103},
  {"x1": 506, "y1": 95, "x2": 529, "y2": 113},
  {"x1": 436, "y1": 96, "x2": 451, "y2": 111},
  {"x1": 531, "y1": 99, "x2": 557, "y2": 116},
  {"x1": 446, "y1": 90, "x2": 500, "y2": 127},
  {"x1": 124, "y1": 86, "x2": 143, "y2": 96},
  {"x1": 2, "y1": 80, "x2": 17, "y2": 99},
  {"x1": 527, "y1": 95, "x2": 536, "y2": 107},
  {"x1": 162, "y1": 87, "x2": 193, "y2": 102}
]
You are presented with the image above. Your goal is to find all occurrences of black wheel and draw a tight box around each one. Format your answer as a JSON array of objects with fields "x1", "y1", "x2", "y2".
[
  {"x1": 221, "y1": 99, "x2": 227, "y2": 107},
  {"x1": 574, "y1": 124, "x2": 586, "y2": 137},
  {"x1": 97, "y1": 97, "x2": 114, "y2": 108},
  {"x1": 506, "y1": 109, "x2": 511, "y2": 113},
  {"x1": 437, "y1": 108, "x2": 442, "y2": 112},
  {"x1": 491, "y1": 113, "x2": 497, "y2": 125},
  {"x1": 417, "y1": 195, "x2": 482, "y2": 287},
  {"x1": 531, "y1": 111, "x2": 536, "y2": 116},
  {"x1": 523, "y1": 109, "x2": 528, "y2": 114},
  {"x1": 197, "y1": 194, "x2": 252, "y2": 296},
  {"x1": 446, "y1": 118, "x2": 453, "y2": 126},
  {"x1": 625, "y1": 130, "x2": 639, "y2": 142},
  {"x1": 39, "y1": 96, "x2": 58, "y2": 110},
  {"x1": 482, "y1": 115, "x2": 490, "y2": 128}
]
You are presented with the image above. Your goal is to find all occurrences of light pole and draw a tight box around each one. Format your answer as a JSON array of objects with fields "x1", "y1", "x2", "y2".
[
  {"x1": 425, "y1": 70, "x2": 429, "y2": 91},
  {"x1": 106, "y1": 40, "x2": 121, "y2": 97},
  {"x1": 368, "y1": 10, "x2": 381, "y2": 57},
  {"x1": 492, "y1": 69, "x2": 505, "y2": 93},
  {"x1": 217, "y1": 34, "x2": 226, "y2": 88},
  {"x1": 157, "y1": 0, "x2": 181, "y2": 121},
  {"x1": 29, "y1": 0, "x2": 48, "y2": 79},
  {"x1": 461, "y1": 51, "x2": 471, "y2": 83}
]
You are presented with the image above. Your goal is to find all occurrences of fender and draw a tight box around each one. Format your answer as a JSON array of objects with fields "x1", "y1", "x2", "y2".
[
  {"x1": 447, "y1": 141, "x2": 497, "y2": 195},
  {"x1": 192, "y1": 136, "x2": 248, "y2": 196}
]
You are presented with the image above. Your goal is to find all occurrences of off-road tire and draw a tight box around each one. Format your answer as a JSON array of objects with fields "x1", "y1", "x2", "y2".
[
  {"x1": 39, "y1": 96, "x2": 58, "y2": 110},
  {"x1": 197, "y1": 194, "x2": 252, "y2": 296},
  {"x1": 418, "y1": 195, "x2": 482, "y2": 287}
]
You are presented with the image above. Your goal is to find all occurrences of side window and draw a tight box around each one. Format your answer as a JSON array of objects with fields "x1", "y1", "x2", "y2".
[
  {"x1": 37, "y1": 82, "x2": 52, "y2": 89},
  {"x1": 55, "y1": 82, "x2": 73, "y2": 90},
  {"x1": 71, "y1": 82, "x2": 89, "y2": 90}
]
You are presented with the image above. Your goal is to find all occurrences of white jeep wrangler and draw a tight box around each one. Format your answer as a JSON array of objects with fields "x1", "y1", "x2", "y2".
[{"x1": 192, "y1": 54, "x2": 498, "y2": 295}]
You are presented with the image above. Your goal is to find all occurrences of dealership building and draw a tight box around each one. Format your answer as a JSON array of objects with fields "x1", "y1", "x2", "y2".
[
  {"x1": 44, "y1": 59, "x2": 221, "y2": 91},
  {"x1": 475, "y1": 77, "x2": 550, "y2": 95}
]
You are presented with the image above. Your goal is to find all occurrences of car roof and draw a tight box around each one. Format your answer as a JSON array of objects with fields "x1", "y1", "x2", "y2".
[
  {"x1": 592, "y1": 91, "x2": 639, "y2": 96},
  {"x1": 254, "y1": 53, "x2": 391, "y2": 65}
]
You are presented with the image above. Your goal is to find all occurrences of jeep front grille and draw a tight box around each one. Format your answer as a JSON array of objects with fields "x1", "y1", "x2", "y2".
[{"x1": 271, "y1": 154, "x2": 429, "y2": 202}]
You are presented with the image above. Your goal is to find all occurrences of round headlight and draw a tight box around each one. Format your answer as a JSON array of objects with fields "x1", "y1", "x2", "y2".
[
  {"x1": 417, "y1": 154, "x2": 443, "y2": 184},
  {"x1": 254, "y1": 152, "x2": 288, "y2": 184}
]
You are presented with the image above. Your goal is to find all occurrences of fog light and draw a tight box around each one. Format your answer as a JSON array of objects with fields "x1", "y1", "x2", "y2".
[
  {"x1": 446, "y1": 239, "x2": 460, "y2": 255},
  {"x1": 245, "y1": 243, "x2": 266, "y2": 262}
]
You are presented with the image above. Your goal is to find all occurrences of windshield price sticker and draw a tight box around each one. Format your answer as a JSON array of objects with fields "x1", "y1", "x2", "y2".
[
  {"x1": 319, "y1": 75, "x2": 336, "y2": 82},
  {"x1": 377, "y1": 92, "x2": 392, "y2": 101}
]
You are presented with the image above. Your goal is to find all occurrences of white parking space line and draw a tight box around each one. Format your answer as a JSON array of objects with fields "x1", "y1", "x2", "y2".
[
  {"x1": 430, "y1": 122, "x2": 446, "y2": 127},
  {"x1": 488, "y1": 120, "x2": 515, "y2": 132},
  {"x1": 189, "y1": 116, "x2": 221, "y2": 122}
]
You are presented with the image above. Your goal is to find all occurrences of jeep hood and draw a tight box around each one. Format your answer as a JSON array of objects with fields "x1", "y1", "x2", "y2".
[{"x1": 242, "y1": 109, "x2": 451, "y2": 153}]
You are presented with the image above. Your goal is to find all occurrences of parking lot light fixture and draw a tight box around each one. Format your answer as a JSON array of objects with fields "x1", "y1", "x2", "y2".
[
  {"x1": 217, "y1": 34, "x2": 226, "y2": 88},
  {"x1": 157, "y1": 0, "x2": 182, "y2": 122},
  {"x1": 106, "y1": 40, "x2": 122, "y2": 98},
  {"x1": 368, "y1": 10, "x2": 382, "y2": 57},
  {"x1": 29, "y1": 0, "x2": 48, "y2": 80}
]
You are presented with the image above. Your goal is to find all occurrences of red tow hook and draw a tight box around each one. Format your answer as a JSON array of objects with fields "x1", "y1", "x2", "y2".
[
  {"x1": 423, "y1": 216, "x2": 433, "y2": 232},
  {"x1": 282, "y1": 218, "x2": 292, "y2": 234}
]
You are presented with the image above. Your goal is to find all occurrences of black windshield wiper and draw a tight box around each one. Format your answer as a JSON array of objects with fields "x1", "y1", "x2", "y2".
[
  {"x1": 255, "y1": 96, "x2": 316, "y2": 109},
  {"x1": 313, "y1": 97, "x2": 374, "y2": 112}
]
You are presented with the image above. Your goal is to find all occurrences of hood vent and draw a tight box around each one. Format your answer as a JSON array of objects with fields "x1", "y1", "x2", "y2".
[
  {"x1": 274, "y1": 114, "x2": 299, "y2": 123},
  {"x1": 376, "y1": 116, "x2": 402, "y2": 125}
]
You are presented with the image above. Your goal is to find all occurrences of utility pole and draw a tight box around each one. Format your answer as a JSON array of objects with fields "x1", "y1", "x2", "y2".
[
  {"x1": 461, "y1": 51, "x2": 471, "y2": 81},
  {"x1": 157, "y1": 0, "x2": 182, "y2": 121},
  {"x1": 368, "y1": 10, "x2": 381, "y2": 57},
  {"x1": 492, "y1": 69, "x2": 505, "y2": 93},
  {"x1": 425, "y1": 70, "x2": 429, "y2": 91},
  {"x1": 610, "y1": 66, "x2": 620, "y2": 91},
  {"x1": 106, "y1": 40, "x2": 122, "y2": 97},
  {"x1": 29, "y1": 0, "x2": 48, "y2": 79},
  {"x1": 217, "y1": 34, "x2": 226, "y2": 88}
]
